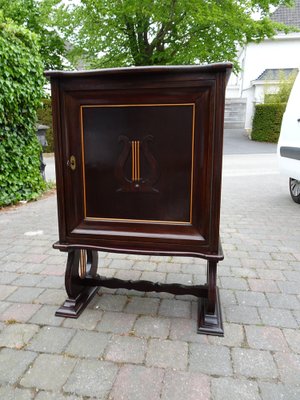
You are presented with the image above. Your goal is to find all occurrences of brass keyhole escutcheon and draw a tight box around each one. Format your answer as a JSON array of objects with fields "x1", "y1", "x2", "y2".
[{"x1": 69, "y1": 155, "x2": 76, "y2": 171}]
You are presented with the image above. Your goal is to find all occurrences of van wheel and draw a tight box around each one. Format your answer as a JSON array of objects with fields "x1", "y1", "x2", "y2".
[{"x1": 289, "y1": 178, "x2": 300, "y2": 204}]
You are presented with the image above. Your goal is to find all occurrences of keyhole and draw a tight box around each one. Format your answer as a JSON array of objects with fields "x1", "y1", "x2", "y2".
[{"x1": 69, "y1": 155, "x2": 76, "y2": 171}]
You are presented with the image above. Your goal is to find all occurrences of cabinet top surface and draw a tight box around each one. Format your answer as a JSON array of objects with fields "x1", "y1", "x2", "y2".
[{"x1": 45, "y1": 63, "x2": 232, "y2": 79}]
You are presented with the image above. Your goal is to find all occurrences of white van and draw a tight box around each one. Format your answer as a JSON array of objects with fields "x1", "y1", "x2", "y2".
[{"x1": 277, "y1": 68, "x2": 300, "y2": 203}]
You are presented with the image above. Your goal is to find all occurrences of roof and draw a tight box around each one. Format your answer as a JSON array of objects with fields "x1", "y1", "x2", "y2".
[
  {"x1": 255, "y1": 68, "x2": 298, "y2": 81},
  {"x1": 271, "y1": 0, "x2": 300, "y2": 29}
]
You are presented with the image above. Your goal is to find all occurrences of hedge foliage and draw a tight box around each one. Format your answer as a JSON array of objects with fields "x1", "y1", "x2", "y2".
[
  {"x1": 0, "y1": 21, "x2": 46, "y2": 206},
  {"x1": 251, "y1": 103, "x2": 286, "y2": 143},
  {"x1": 37, "y1": 98, "x2": 53, "y2": 153}
]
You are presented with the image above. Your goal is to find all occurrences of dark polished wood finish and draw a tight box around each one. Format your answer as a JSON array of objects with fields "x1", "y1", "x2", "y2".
[{"x1": 46, "y1": 64, "x2": 232, "y2": 335}]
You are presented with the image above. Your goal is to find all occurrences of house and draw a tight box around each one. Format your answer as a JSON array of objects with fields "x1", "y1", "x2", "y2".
[{"x1": 226, "y1": 0, "x2": 300, "y2": 134}]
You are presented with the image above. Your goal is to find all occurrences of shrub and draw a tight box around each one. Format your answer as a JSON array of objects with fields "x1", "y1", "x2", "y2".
[
  {"x1": 251, "y1": 103, "x2": 286, "y2": 143},
  {"x1": 0, "y1": 21, "x2": 46, "y2": 206},
  {"x1": 37, "y1": 98, "x2": 54, "y2": 153}
]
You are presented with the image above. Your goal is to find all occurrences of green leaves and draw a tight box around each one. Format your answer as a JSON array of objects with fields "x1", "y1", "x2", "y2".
[
  {"x1": 0, "y1": 22, "x2": 46, "y2": 207},
  {"x1": 55, "y1": 0, "x2": 294, "y2": 70},
  {"x1": 0, "y1": 0, "x2": 66, "y2": 69},
  {"x1": 252, "y1": 103, "x2": 286, "y2": 142}
]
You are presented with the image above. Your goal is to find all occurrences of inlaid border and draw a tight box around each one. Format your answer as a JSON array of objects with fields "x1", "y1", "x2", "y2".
[{"x1": 80, "y1": 103, "x2": 195, "y2": 225}]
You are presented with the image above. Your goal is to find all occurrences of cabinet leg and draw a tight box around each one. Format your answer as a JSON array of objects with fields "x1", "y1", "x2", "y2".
[
  {"x1": 197, "y1": 260, "x2": 224, "y2": 336},
  {"x1": 55, "y1": 249, "x2": 99, "y2": 318}
]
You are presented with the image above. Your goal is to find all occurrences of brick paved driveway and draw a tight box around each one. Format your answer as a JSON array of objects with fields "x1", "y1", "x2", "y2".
[{"x1": 0, "y1": 153, "x2": 300, "y2": 399}]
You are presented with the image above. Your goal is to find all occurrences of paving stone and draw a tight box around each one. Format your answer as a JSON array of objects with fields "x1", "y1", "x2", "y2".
[
  {"x1": 20, "y1": 353, "x2": 76, "y2": 391},
  {"x1": 93, "y1": 294, "x2": 128, "y2": 312},
  {"x1": 245, "y1": 325, "x2": 288, "y2": 352},
  {"x1": 278, "y1": 281, "x2": 300, "y2": 295},
  {"x1": 66, "y1": 330, "x2": 110, "y2": 358},
  {"x1": 0, "y1": 303, "x2": 41, "y2": 323},
  {"x1": 0, "y1": 385, "x2": 34, "y2": 400},
  {"x1": 127, "y1": 254, "x2": 151, "y2": 261},
  {"x1": 259, "y1": 382, "x2": 300, "y2": 400},
  {"x1": 114, "y1": 269, "x2": 141, "y2": 281},
  {"x1": 41, "y1": 255, "x2": 65, "y2": 265},
  {"x1": 35, "y1": 391, "x2": 82, "y2": 400},
  {"x1": 219, "y1": 289, "x2": 237, "y2": 306},
  {"x1": 161, "y1": 370, "x2": 210, "y2": 400},
  {"x1": 181, "y1": 263, "x2": 206, "y2": 275},
  {"x1": 189, "y1": 343, "x2": 232, "y2": 376},
  {"x1": 220, "y1": 277, "x2": 248, "y2": 290},
  {"x1": 0, "y1": 348, "x2": 37, "y2": 384},
  {"x1": 96, "y1": 311, "x2": 136, "y2": 334},
  {"x1": 30, "y1": 305, "x2": 64, "y2": 327},
  {"x1": 27, "y1": 326, "x2": 75, "y2": 353},
  {"x1": 0, "y1": 271, "x2": 19, "y2": 284},
  {"x1": 208, "y1": 323, "x2": 244, "y2": 347},
  {"x1": 124, "y1": 296, "x2": 160, "y2": 315},
  {"x1": 169, "y1": 318, "x2": 208, "y2": 343},
  {"x1": 12, "y1": 274, "x2": 43, "y2": 287},
  {"x1": 266, "y1": 293, "x2": 300, "y2": 310},
  {"x1": 38, "y1": 276, "x2": 64, "y2": 289},
  {"x1": 132, "y1": 261, "x2": 157, "y2": 271},
  {"x1": 0, "y1": 284, "x2": 17, "y2": 300},
  {"x1": 146, "y1": 339, "x2": 188, "y2": 370},
  {"x1": 293, "y1": 310, "x2": 300, "y2": 325},
  {"x1": 63, "y1": 309, "x2": 102, "y2": 330},
  {"x1": 0, "y1": 323, "x2": 39, "y2": 349},
  {"x1": 36, "y1": 289, "x2": 67, "y2": 306},
  {"x1": 166, "y1": 272, "x2": 193, "y2": 285},
  {"x1": 109, "y1": 259, "x2": 133, "y2": 270},
  {"x1": 7, "y1": 287, "x2": 44, "y2": 303},
  {"x1": 156, "y1": 262, "x2": 181, "y2": 272},
  {"x1": 64, "y1": 359, "x2": 118, "y2": 398},
  {"x1": 134, "y1": 316, "x2": 170, "y2": 339},
  {"x1": 258, "y1": 269, "x2": 285, "y2": 281},
  {"x1": 283, "y1": 328, "x2": 300, "y2": 353},
  {"x1": 140, "y1": 271, "x2": 166, "y2": 282},
  {"x1": 1, "y1": 253, "x2": 24, "y2": 263},
  {"x1": 212, "y1": 377, "x2": 260, "y2": 400},
  {"x1": 107, "y1": 252, "x2": 128, "y2": 259},
  {"x1": 240, "y1": 259, "x2": 267, "y2": 269},
  {"x1": 274, "y1": 352, "x2": 300, "y2": 384},
  {"x1": 40, "y1": 265, "x2": 65, "y2": 276},
  {"x1": 110, "y1": 364, "x2": 164, "y2": 400},
  {"x1": 0, "y1": 262, "x2": 24, "y2": 272},
  {"x1": 236, "y1": 290, "x2": 268, "y2": 307},
  {"x1": 271, "y1": 252, "x2": 296, "y2": 262},
  {"x1": 232, "y1": 348, "x2": 278, "y2": 379},
  {"x1": 224, "y1": 305, "x2": 261, "y2": 325},
  {"x1": 105, "y1": 335, "x2": 147, "y2": 364},
  {"x1": 284, "y1": 270, "x2": 300, "y2": 282},
  {"x1": 248, "y1": 278, "x2": 279, "y2": 293},
  {"x1": 259, "y1": 307, "x2": 298, "y2": 328},
  {"x1": 18, "y1": 263, "x2": 46, "y2": 274},
  {"x1": 231, "y1": 267, "x2": 258, "y2": 278},
  {"x1": 158, "y1": 299, "x2": 191, "y2": 318}
]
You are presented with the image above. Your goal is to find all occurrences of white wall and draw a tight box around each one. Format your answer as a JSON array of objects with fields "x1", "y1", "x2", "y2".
[
  {"x1": 240, "y1": 33, "x2": 300, "y2": 131},
  {"x1": 241, "y1": 34, "x2": 300, "y2": 95}
]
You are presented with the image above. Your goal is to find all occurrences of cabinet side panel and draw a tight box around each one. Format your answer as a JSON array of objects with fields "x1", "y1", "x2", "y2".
[{"x1": 50, "y1": 78, "x2": 67, "y2": 242}]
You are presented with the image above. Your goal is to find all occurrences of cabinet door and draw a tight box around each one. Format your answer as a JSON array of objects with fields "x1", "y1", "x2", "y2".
[{"x1": 57, "y1": 83, "x2": 219, "y2": 256}]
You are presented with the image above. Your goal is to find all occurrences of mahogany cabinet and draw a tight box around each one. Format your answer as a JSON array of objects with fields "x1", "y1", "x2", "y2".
[{"x1": 46, "y1": 64, "x2": 232, "y2": 336}]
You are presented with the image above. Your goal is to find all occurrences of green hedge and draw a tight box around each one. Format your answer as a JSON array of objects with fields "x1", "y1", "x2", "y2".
[
  {"x1": 252, "y1": 103, "x2": 286, "y2": 143},
  {"x1": 37, "y1": 98, "x2": 53, "y2": 153},
  {"x1": 0, "y1": 22, "x2": 46, "y2": 206}
]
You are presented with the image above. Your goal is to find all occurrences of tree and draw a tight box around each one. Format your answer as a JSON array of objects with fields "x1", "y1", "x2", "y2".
[
  {"x1": 0, "y1": 0, "x2": 66, "y2": 69},
  {"x1": 56, "y1": 0, "x2": 294, "y2": 69}
]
